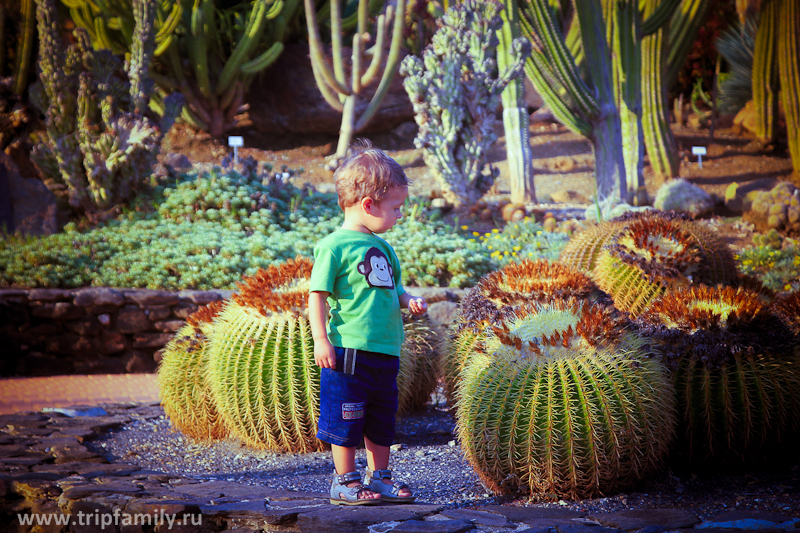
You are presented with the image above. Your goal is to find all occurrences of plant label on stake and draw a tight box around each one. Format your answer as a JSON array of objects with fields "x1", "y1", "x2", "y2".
[
  {"x1": 692, "y1": 146, "x2": 707, "y2": 168},
  {"x1": 228, "y1": 136, "x2": 244, "y2": 165}
]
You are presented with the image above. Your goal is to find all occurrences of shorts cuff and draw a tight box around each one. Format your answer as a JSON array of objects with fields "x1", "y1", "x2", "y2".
[
  {"x1": 363, "y1": 432, "x2": 394, "y2": 447},
  {"x1": 317, "y1": 429, "x2": 360, "y2": 448}
]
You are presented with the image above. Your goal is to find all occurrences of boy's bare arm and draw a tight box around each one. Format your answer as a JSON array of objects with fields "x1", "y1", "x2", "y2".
[
  {"x1": 308, "y1": 291, "x2": 336, "y2": 368},
  {"x1": 399, "y1": 292, "x2": 428, "y2": 315}
]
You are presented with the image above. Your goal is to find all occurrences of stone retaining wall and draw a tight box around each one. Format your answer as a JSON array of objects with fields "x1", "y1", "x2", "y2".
[{"x1": 0, "y1": 287, "x2": 465, "y2": 377}]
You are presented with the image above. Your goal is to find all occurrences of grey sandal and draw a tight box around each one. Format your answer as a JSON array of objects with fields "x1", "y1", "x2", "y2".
[
  {"x1": 330, "y1": 471, "x2": 380, "y2": 506},
  {"x1": 364, "y1": 469, "x2": 416, "y2": 503}
]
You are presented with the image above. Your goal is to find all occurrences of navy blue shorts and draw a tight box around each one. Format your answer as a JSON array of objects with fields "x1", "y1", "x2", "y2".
[{"x1": 317, "y1": 346, "x2": 399, "y2": 448}]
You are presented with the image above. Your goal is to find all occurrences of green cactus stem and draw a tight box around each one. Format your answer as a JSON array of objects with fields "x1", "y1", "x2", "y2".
[
  {"x1": 752, "y1": 0, "x2": 779, "y2": 145},
  {"x1": 777, "y1": 0, "x2": 800, "y2": 176},
  {"x1": 498, "y1": 0, "x2": 536, "y2": 205},
  {"x1": 158, "y1": 301, "x2": 228, "y2": 442},
  {"x1": 665, "y1": 0, "x2": 713, "y2": 87},
  {"x1": 305, "y1": 0, "x2": 406, "y2": 165},
  {"x1": 637, "y1": 285, "x2": 800, "y2": 464},
  {"x1": 455, "y1": 298, "x2": 675, "y2": 498}
]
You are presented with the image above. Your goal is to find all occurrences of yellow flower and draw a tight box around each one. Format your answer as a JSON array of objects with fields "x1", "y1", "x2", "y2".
[
  {"x1": 786, "y1": 284, "x2": 792, "y2": 291},
  {"x1": 473, "y1": 231, "x2": 480, "y2": 236},
  {"x1": 487, "y1": 245, "x2": 493, "y2": 250},
  {"x1": 536, "y1": 231, "x2": 542, "y2": 236},
  {"x1": 492, "y1": 229, "x2": 499, "y2": 233},
  {"x1": 513, "y1": 245, "x2": 522, "y2": 251},
  {"x1": 461, "y1": 225, "x2": 468, "y2": 230}
]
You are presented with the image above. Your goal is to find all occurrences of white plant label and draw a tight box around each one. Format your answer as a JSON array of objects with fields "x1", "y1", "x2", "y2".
[{"x1": 692, "y1": 146, "x2": 707, "y2": 168}]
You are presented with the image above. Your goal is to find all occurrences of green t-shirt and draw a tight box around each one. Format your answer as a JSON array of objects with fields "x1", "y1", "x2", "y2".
[{"x1": 310, "y1": 229, "x2": 406, "y2": 356}]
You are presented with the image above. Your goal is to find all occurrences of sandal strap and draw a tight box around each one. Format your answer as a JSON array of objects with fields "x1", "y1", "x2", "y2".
[
  {"x1": 334, "y1": 471, "x2": 363, "y2": 485},
  {"x1": 367, "y1": 468, "x2": 393, "y2": 480}
]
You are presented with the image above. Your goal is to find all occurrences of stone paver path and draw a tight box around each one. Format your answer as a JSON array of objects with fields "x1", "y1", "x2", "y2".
[{"x1": 0, "y1": 374, "x2": 159, "y2": 415}]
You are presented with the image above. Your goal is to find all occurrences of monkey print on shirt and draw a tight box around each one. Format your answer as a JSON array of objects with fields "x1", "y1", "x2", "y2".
[{"x1": 357, "y1": 247, "x2": 395, "y2": 289}]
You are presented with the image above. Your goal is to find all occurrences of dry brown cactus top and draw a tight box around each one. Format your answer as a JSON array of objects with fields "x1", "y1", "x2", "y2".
[
  {"x1": 186, "y1": 299, "x2": 226, "y2": 329},
  {"x1": 457, "y1": 260, "x2": 609, "y2": 333},
  {"x1": 773, "y1": 290, "x2": 800, "y2": 335},
  {"x1": 636, "y1": 285, "x2": 795, "y2": 369},
  {"x1": 232, "y1": 256, "x2": 314, "y2": 318}
]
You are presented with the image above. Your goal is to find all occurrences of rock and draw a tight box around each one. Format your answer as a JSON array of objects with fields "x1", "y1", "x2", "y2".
[
  {"x1": 588, "y1": 510, "x2": 700, "y2": 531},
  {"x1": 550, "y1": 189, "x2": 589, "y2": 204},
  {"x1": 177, "y1": 290, "x2": 226, "y2": 305},
  {"x1": 653, "y1": 178, "x2": 715, "y2": 218},
  {"x1": 117, "y1": 309, "x2": 151, "y2": 334},
  {"x1": 164, "y1": 153, "x2": 191, "y2": 170},
  {"x1": 481, "y1": 506, "x2": 586, "y2": 522},
  {"x1": 559, "y1": 526, "x2": 624, "y2": 533},
  {"x1": 427, "y1": 301, "x2": 459, "y2": 326},
  {"x1": 392, "y1": 519, "x2": 475, "y2": 533},
  {"x1": 74, "y1": 288, "x2": 126, "y2": 307},
  {"x1": 733, "y1": 100, "x2": 758, "y2": 135},
  {"x1": 132, "y1": 333, "x2": 173, "y2": 349},
  {"x1": 147, "y1": 306, "x2": 172, "y2": 321},
  {"x1": 32, "y1": 302, "x2": 84, "y2": 320},
  {"x1": 125, "y1": 290, "x2": 180, "y2": 307},
  {"x1": 295, "y1": 506, "x2": 439, "y2": 533},
  {"x1": 45, "y1": 334, "x2": 97, "y2": 356},
  {"x1": 124, "y1": 351, "x2": 156, "y2": 373},
  {"x1": 29, "y1": 288, "x2": 75, "y2": 301},
  {"x1": 248, "y1": 42, "x2": 413, "y2": 136},
  {"x1": 172, "y1": 303, "x2": 199, "y2": 319},
  {"x1": 154, "y1": 320, "x2": 185, "y2": 333},
  {"x1": 698, "y1": 510, "x2": 800, "y2": 530},
  {"x1": 98, "y1": 331, "x2": 128, "y2": 354},
  {"x1": 1, "y1": 152, "x2": 58, "y2": 235},
  {"x1": 67, "y1": 316, "x2": 101, "y2": 336},
  {"x1": 442, "y1": 509, "x2": 512, "y2": 527}
]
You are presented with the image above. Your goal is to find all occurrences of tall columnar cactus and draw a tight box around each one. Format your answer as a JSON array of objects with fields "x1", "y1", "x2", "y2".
[
  {"x1": 401, "y1": 0, "x2": 530, "y2": 208},
  {"x1": 637, "y1": 285, "x2": 800, "y2": 464},
  {"x1": 497, "y1": 0, "x2": 536, "y2": 204},
  {"x1": 306, "y1": 0, "x2": 406, "y2": 165},
  {"x1": 776, "y1": 0, "x2": 800, "y2": 176},
  {"x1": 519, "y1": 0, "x2": 624, "y2": 205},
  {"x1": 158, "y1": 300, "x2": 228, "y2": 442},
  {"x1": 69, "y1": 0, "x2": 297, "y2": 137},
  {"x1": 446, "y1": 260, "x2": 607, "y2": 403},
  {"x1": 205, "y1": 257, "x2": 323, "y2": 453},
  {"x1": 592, "y1": 211, "x2": 737, "y2": 316},
  {"x1": 1, "y1": 0, "x2": 37, "y2": 97},
  {"x1": 456, "y1": 298, "x2": 675, "y2": 498}
]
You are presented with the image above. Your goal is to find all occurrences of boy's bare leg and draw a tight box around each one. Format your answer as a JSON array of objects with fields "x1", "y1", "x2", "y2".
[
  {"x1": 331, "y1": 444, "x2": 380, "y2": 500},
  {"x1": 364, "y1": 436, "x2": 412, "y2": 497}
]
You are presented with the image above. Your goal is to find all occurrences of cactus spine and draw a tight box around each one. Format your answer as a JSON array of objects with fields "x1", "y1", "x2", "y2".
[
  {"x1": 776, "y1": 0, "x2": 800, "y2": 176},
  {"x1": 397, "y1": 314, "x2": 441, "y2": 414},
  {"x1": 497, "y1": 0, "x2": 536, "y2": 205},
  {"x1": 158, "y1": 301, "x2": 228, "y2": 442},
  {"x1": 455, "y1": 299, "x2": 675, "y2": 499},
  {"x1": 305, "y1": 0, "x2": 406, "y2": 165}
]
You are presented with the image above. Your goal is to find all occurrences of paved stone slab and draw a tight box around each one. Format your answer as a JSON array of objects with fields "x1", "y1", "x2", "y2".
[
  {"x1": 295, "y1": 505, "x2": 442, "y2": 533},
  {"x1": 60, "y1": 481, "x2": 144, "y2": 500},
  {"x1": 482, "y1": 505, "x2": 587, "y2": 522},
  {"x1": 558, "y1": 525, "x2": 624, "y2": 533},
  {"x1": 442, "y1": 508, "x2": 513, "y2": 527},
  {"x1": 588, "y1": 509, "x2": 700, "y2": 531},
  {"x1": 32, "y1": 460, "x2": 140, "y2": 478},
  {"x1": 169, "y1": 480, "x2": 276, "y2": 502},
  {"x1": 392, "y1": 519, "x2": 475, "y2": 533},
  {"x1": 708, "y1": 511, "x2": 797, "y2": 525}
]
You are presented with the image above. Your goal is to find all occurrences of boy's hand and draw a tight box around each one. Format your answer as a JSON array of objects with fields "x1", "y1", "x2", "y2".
[
  {"x1": 408, "y1": 296, "x2": 427, "y2": 315},
  {"x1": 314, "y1": 339, "x2": 336, "y2": 369}
]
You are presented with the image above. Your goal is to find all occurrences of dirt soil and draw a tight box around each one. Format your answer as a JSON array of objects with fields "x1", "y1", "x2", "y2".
[{"x1": 164, "y1": 118, "x2": 796, "y2": 250}]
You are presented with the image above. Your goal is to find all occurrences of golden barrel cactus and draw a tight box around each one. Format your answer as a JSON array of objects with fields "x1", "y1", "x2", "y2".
[
  {"x1": 637, "y1": 285, "x2": 800, "y2": 465},
  {"x1": 593, "y1": 212, "x2": 737, "y2": 316},
  {"x1": 205, "y1": 257, "x2": 325, "y2": 453},
  {"x1": 158, "y1": 300, "x2": 228, "y2": 442},
  {"x1": 456, "y1": 298, "x2": 675, "y2": 499},
  {"x1": 397, "y1": 313, "x2": 441, "y2": 415},
  {"x1": 447, "y1": 260, "x2": 607, "y2": 403}
]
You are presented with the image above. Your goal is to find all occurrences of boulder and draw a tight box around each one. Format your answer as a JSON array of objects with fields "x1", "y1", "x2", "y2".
[
  {"x1": 247, "y1": 42, "x2": 414, "y2": 136},
  {"x1": 1, "y1": 152, "x2": 57, "y2": 235}
]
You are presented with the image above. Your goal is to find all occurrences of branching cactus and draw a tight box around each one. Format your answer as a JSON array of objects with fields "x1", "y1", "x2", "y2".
[
  {"x1": 31, "y1": 0, "x2": 183, "y2": 215},
  {"x1": 446, "y1": 260, "x2": 608, "y2": 403},
  {"x1": 158, "y1": 300, "x2": 228, "y2": 442},
  {"x1": 455, "y1": 298, "x2": 675, "y2": 498},
  {"x1": 205, "y1": 257, "x2": 324, "y2": 453},
  {"x1": 637, "y1": 285, "x2": 800, "y2": 464},
  {"x1": 401, "y1": 0, "x2": 530, "y2": 208},
  {"x1": 592, "y1": 211, "x2": 737, "y2": 316},
  {"x1": 306, "y1": 0, "x2": 406, "y2": 165}
]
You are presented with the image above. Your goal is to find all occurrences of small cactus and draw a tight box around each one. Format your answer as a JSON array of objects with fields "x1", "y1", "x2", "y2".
[
  {"x1": 158, "y1": 300, "x2": 228, "y2": 442},
  {"x1": 637, "y1": 285, "x2": 800, "y2": 464},
  {"x1": 456, "y1": 298, "x2": 675, "y2": 498}
]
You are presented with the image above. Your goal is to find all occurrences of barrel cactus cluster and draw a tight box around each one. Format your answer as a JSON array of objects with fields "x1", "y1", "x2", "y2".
[
  {"x1": 158, "y1": 257, "x2": 441, "y2": 452},
  {"x1": 448, "y1": 209, "x2": 800, "y2": 498}
]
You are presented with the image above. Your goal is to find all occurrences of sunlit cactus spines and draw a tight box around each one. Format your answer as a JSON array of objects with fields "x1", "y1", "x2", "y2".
[
  {"x1": 397, "y1": 314, "x2": 441, "y2": 415},
  {"x1": 446, "y1": 260, "x2": 607, "y2": 403},
  {"x1": 455, "y1": 299, "x2": 675, "y2": 499},
  {"x1": 158, "y1": 300, "x2": 228, "y2": 443},
  {"x1": 592, "y1": 212, "x2": 737, "y2": 316},
  {"x1": 401, "y1": 0, "x2": 530, "y2": 207},
  {"x1": 637, "y1": 285, "x2": 800, "y2": 464},
  {"x1": 205, "y1": 257, "x2": 324, "y2": 452},
  {"x1": 557, "y1": 219, "x2": 629, "y2": 274}
]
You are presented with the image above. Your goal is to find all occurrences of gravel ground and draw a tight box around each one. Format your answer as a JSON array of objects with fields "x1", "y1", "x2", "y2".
[{"x1": 88, "y1": 394, "x2": 800, "y2": 519}]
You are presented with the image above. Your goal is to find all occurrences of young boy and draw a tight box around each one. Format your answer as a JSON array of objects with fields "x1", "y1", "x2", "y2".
[{"x1": 308, "y1": 146, "x2": 428, "y2": 506}]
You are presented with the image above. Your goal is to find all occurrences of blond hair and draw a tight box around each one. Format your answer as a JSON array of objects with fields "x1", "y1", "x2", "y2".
[{"x1": 333, "y1": 143, "x2": 409, "y2": 210}]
